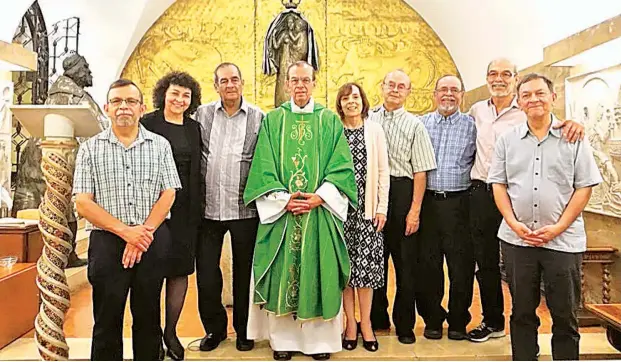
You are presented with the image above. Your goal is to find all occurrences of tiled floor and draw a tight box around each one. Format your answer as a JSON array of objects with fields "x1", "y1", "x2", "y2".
[
  {"x1": 7, "y1": 262, "x2": 616, "y2": 361},
  {"x1": 26, "y1": 263, "x2": 602, "y2": 338}
]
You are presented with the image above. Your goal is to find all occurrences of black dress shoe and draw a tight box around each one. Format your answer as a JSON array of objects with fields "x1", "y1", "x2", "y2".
[
  {"x1": 236, "y1": 338, "x2": 255, "y2": 351},
  {"x1": 398, "y1": 335, "x2": 416, "y2": 344},
  {"x1": 273, "y1": 351, "x2": 293, "y2": 360},
  {"x1": 311, "y1": 353, "x2": 331, "y2": 360},
  {"x1": 164, "y1": 335, "x2": 185, "y2": 360},
  {"x1": 199, "y1": 333, "x2": 227, "y2": 351},
  {"x1": 448, "y1": 330, "x2": 468, "y2": 340},
  {"x1": 423, "y1": 327, "x2": 442, "y2": 340}
]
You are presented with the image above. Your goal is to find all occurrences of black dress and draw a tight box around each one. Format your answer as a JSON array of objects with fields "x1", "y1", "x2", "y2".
[{"x1": 142, "y1": 110, "x2": 203, "y2": 277}]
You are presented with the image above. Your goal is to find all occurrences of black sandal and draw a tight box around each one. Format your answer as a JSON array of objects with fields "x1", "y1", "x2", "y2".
[
  {"x1": 273, "y1": 351, "x2": 293, "y2": 360},
  {"x1": 342, "y1": 322, "x2": 360, "y2": 350}
]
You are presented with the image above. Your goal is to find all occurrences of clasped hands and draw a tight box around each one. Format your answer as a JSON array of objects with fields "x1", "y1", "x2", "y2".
[
  {"x1": 285, "y1": 191, "x2": 324, "y2": 215},
  {"x1": 509, "y1": 221, "x2": 563, "y2": 247},
  {"x1": 119, "y1": 224, "x2": 155, "y2": 269}
]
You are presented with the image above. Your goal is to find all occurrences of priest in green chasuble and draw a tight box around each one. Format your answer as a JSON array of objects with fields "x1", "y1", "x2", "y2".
[{"x1": 244, "y1": 61, "x2": 357, "y2": 361}]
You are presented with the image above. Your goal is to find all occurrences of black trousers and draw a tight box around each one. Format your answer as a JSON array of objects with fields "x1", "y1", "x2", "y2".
[
  {"x1": 371, "y1": 177, "x2": 419, "y2": 337},
  {"x1": 418, "y1": 190, "x2": 475, "y2": 332},
  {"x1": 469, "y1": 180, "x2": 505, "y2": 329},
  {"x1": 88, "y1": 224, "x2": 170, "y2": 361},
  {"x1": 196, "y1": 218, "x2": 258, "y2": 339},
  {"x1": 502, "y1": 242, "x2": 582, "y2": 361}
]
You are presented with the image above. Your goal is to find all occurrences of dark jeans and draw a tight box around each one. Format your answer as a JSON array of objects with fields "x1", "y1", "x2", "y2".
[
  {"x1": 502, "y1": 241, "x2": 582, "y2": 361},
  {"x1": 371, "y1": 177, "x2": 419, "y2": 337},
  {"x1": 418, "y1": 190, "x2": 475, "y2": 332},
  {"x1": 196, "y1": 218, "x2": 258, "y2": 339},
  {"x1": 469, "y1": 180, "x2": 505, "y2": 329},
  {"x1": 88, "y1": 225, "x2": 170, "y2": 361}
]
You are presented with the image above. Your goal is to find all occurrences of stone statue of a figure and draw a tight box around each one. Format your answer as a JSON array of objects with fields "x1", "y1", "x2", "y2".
[
  {"x1": 12, "y1": 53, "x2": 108, "y2": 268},
  {"x1": 263, "y1": 1, "x2": 319, "y2": 107}
]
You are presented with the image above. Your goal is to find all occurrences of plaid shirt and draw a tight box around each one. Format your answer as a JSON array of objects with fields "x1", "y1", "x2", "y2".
[
  {"x1": 421, "y1": 111, "x2": 477, "y2": 191},
  {"x1": 73, "y1": 125, "x2": 181, "y2": 230}
]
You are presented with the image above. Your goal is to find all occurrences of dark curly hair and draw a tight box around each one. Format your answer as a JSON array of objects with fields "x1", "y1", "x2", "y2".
[{"x1": 152, "y1": 71, "x2": 202, "y2": 117}]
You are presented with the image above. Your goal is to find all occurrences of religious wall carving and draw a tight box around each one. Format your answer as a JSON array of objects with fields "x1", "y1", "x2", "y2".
[
  {"x1": 120, "y1": 0, "x2": 458, "y2": 113},
  {"x1": 566, "y1": 64, "x2": 621, "y2": 218}
]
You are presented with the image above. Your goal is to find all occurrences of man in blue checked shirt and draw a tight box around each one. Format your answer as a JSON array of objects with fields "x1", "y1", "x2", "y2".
[
  {"x1": 418, "y1": 75, "x2": 477, "y2": 341},
  {"x1": 74, "y1": 79, "x2": 181, "y2": 361}
]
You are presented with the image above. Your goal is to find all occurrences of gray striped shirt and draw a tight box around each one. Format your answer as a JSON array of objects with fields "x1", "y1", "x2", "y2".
[
  {"x1": 368, "y1": 106, "x2": 437, "y2": 178},
  {"x1": 73, "y1": 125, "x2": 181, "y2": 230},
  {"x1": 196, "y1": 99, "x2": 264, "y2": 221}
]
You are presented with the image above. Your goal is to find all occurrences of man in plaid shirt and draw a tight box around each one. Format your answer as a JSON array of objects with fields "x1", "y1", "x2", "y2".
[
  {"x1": 73, "y1": 79, "x2": 181, "y2": 361},
  {"x1": 418, "y1": 75, "x2": 477, "y2": 341}
]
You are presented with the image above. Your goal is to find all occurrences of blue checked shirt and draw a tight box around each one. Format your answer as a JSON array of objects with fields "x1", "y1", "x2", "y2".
[
  {"x1": 73, "y1": 125, "x2": 182, "y2": 230},
  {"x1": 421, "y1": 111, "x2": 477, "y2": 191}
]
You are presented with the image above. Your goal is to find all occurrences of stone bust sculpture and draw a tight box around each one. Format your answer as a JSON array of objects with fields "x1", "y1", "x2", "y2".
[{"x1": 12, "y1": 53, "x2": 107, "y2": 267}]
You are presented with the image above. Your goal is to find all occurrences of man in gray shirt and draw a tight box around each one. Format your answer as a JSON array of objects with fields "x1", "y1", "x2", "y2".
[
  {"x1": 488, "y1": 73, "x2": 602, "y2": 360},
  {"x1": 195, "y1": 63, "x2": 264, "y2": 352}
]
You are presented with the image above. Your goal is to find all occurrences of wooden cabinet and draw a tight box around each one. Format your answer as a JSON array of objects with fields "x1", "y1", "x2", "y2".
[
  {"x1": 0, "y1": 263, "x2": 39, "y2": 349},
  {"x1": 0, "y1": 225, "x2": 43, "y2": 263}
]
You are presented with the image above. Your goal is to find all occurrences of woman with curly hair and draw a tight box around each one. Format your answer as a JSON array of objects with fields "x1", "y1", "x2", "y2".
[{"x1": 142, "y1": 71, "x2": 203, "y2": 360}]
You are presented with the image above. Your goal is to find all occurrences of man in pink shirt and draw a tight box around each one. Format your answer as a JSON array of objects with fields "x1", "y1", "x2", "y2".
[{"x1": 466, "y1": 58, "x2": 584, "y2": 343}]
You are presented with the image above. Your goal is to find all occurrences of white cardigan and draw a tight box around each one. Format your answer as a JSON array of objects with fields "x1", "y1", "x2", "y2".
[{"x1": 361, "y1": 120, "x2": 390, "y2": 220}]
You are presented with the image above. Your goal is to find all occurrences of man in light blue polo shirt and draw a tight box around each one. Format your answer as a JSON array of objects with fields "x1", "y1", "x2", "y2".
[{"x1": 488, "y1": 73, "x2": 602, "y2": 361}]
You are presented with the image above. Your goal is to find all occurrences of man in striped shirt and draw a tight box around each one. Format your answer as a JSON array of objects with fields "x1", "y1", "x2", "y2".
[
  {"x1": 368, "y1": 69, "x2": 437, "y2": 344},
  {"x1": 195, "y1": 63, "x2": 264, "y2": 352},
  {"x1": 418, "y1": 75, "x2": 477, "y2": 341}
]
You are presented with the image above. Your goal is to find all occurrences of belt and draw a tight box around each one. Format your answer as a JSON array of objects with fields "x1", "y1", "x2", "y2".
[
  {"x1": 425, "y1": 189, "x2": 469, "y2": 200},
  {"x1": 390, "y1": 176, "x2": 412, "y2": 182},
  {"x1": 471, "y1": 179, "x2": 493, "y2": 192}
]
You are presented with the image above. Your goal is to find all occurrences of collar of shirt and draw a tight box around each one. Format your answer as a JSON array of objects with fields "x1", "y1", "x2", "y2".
[
  {"x1": 97, "y1": 124, "x2": 153, "y2": 148},
  {"x1": 216, "y1": 96, "x2": 249, "y2": 116},
  {"x1": 487, "y1": 95, "x2": 520, "y2": 116},
  {"x1": 290, "y1": 97, "x2": 315, "y2": 114},
  {"x1": 380, "y1": 105, "x2": 406, "y2": 118},
  {"x1": 518, "y1": 114, "x2": 563, "y2": 140},
  {"x1": 433, "y1": 110, "x2": 462, "y2": 124}
]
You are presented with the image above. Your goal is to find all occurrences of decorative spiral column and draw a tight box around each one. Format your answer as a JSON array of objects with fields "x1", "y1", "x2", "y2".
[{"x1": 34, "y1": 139, "x2": 77, "y2": 361}]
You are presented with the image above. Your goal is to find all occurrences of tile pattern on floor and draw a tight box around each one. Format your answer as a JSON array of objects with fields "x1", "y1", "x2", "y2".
[{"x1": 1, "y1": 334, "x2": 619, "y2": 361}]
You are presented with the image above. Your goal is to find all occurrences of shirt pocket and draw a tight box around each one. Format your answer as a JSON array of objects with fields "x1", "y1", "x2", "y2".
[{"x1": 547, "y1": 154, "x2": 574, "y2": 189}]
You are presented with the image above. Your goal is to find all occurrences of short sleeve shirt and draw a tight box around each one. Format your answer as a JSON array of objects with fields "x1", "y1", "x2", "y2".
[
  {"x1": 73, "y1": 125, "x2": 181, "y2": 230},
  {"x1": 487, "y1": 116, "x2": 602, "y2": 252}
]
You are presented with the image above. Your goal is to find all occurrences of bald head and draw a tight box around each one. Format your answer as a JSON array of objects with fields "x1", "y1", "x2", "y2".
[
  {"x1": 383, "y1": 69, "x2": 411, "y2": 88},
  {"x1": 486, "y1": 58, "x2": 517, "y2": 75}
]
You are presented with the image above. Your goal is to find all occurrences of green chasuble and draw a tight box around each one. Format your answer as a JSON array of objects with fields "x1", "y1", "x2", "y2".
[{"x1": 243, "y1": 101, "x2": 358, "y2": 321}]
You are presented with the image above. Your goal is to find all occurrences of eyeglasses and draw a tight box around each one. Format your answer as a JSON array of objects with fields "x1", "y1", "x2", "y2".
[
  {"x1": 435, "y1": 87, "x2": 463, "y2": 95},
  {"x1": 288, "y1": 77, "x2": 312, "y2": 85},
  {"x1": 108, "y1": 98, "x2": 142, "y2": 107},
  {"x1": 487, "y1": 71, "x2": 515, "y2": 81},
  {"x1": 383, "y1": 82, "x2": 410, "y2": 92}
]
